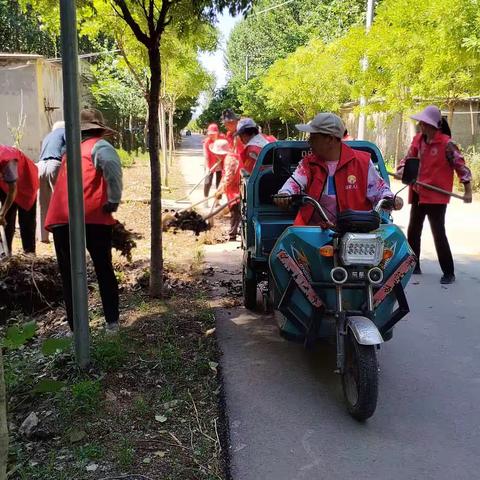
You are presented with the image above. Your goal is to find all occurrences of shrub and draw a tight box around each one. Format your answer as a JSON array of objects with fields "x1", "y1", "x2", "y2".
[
  {"x1": 117, "y1": 148, "x2": 135, "y2": 168},
  {"x1": 464, "y1": 148, "x2": 480, "y2": 192}
]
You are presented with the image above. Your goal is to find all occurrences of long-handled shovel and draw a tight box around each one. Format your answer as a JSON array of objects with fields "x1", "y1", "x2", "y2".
[
  {"x1": 388, "y1": 157, "x2": 466, "y2": 201},
  {"x1": 0, "y1": 225, "x2": 10, "y2": 258},
  {"x1": 202, "y1": 195, "x2": 241, "y2": 222},
  {"x1": 175, "y1": 158, "x2": 223, "y2": 202}
]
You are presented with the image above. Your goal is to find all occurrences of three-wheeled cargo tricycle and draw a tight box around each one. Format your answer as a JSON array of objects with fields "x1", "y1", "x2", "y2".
[{"x1": 240, "y1": 140, "x2": 416, "y2": 420}]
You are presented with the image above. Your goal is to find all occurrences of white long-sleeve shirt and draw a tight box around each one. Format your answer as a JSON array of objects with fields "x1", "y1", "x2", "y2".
[{"x1": 279, "y1": 158, "x2": 393, "y2": 223}]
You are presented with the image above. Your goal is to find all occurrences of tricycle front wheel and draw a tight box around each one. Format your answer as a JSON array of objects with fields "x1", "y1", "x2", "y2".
[{"x1": 342, "y1": 331, "x2": 378, "y2": 421}]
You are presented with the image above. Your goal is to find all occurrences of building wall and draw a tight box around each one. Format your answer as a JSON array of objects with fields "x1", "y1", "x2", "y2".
[
  {"x1": 0, "y1": 57, "x2": 63, "y2": 161},
  {"x1": 341, "y1": 100, "x2": 480, "y2": 163}
]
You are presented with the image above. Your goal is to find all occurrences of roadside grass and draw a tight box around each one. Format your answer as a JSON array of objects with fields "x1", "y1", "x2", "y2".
[
  {"x1": 5, "y1": 144, "x2": 227, "y2": 479},
  {"x1": 6, "y1": 249, "x2": 224, "y2": 479}
]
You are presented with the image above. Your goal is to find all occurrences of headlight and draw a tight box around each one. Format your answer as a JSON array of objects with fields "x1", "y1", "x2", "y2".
[{"x1": 340, "y1": 233, "x2": 384, "y2": 266}]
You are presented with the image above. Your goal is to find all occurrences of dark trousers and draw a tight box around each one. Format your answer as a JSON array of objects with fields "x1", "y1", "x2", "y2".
[
  {"x1": 52, "y1": 224, "x2": 119, "y2": 330},
  {"x1": 204, "y1": 171, "x2": 222, "y2": 197},
  {"x1": 229, "y1": 203, "x2": 241, "y2": 239},
  {"x1": 0, "y1": 189, "x2": 36, "y2": 254},
  {"x1": 407, "y1": 193, "x2": 454, "y2": 275}
]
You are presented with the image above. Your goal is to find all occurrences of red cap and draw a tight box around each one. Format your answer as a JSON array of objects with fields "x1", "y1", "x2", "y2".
[{"x1": 207, "y1": 123, "x2": 219, "y2": 134}]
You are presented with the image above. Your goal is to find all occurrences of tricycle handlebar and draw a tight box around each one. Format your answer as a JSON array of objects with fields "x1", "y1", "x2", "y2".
[{"x1": 272, "y1": 193, "x2": 331, "y2": 227}]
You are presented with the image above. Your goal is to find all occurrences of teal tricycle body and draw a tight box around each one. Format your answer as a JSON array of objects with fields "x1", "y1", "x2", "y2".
[{"x1": 241, "y1": 140, "x2": 416, "y2": 420}]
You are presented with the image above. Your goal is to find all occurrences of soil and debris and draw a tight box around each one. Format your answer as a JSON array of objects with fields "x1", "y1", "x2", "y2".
[
  {"x1": 0, "y1": 256, "x2": 62, "y2": 321},
  {"x1": 162, "y1": 210, "x2": 210, "y2": 235},
  {"x1": 0, "y1": 222, "x2": 141, "y2": 322},
  {"x1": 112, "y1": 221, "x2": 142, "y2": 261}
]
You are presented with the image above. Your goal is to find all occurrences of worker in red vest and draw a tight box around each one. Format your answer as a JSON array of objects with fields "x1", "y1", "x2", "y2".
[
  {"x1": 210, "y1": 139, "x2": 241, "y2": 241},
  {"x1": 202, "y1": 123, "x2": 224, "y2": 199},
  {"x1": 274, "y1": 113, "x2": 401, "y2": 226},
  {"x1": 221, "y1": 109, "x2": 245, "y2": 157},
  {"x1": 45, "y1": 109, "x2": 122, "y2": 333},
  {"x1": 0, "y1": 145, "x2": 39, "y2": 254},
  {"x1": 235, "y1": 118, "x2": 276, "y2": 174},
  {"x1": 397, "y1": 105, "x2": 472, "y2": 284}
]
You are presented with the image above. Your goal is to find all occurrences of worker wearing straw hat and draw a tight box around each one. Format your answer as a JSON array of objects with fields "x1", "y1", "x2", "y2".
[
  {"x1": 203, "y1": 123, "x2": 225, "y2": 200},
  {"x1": 210, "y1": 139, "x2": 241, "y2": 241},
  {"x1": 45, "y1": 108, "x2": 123, "y2": 333}
]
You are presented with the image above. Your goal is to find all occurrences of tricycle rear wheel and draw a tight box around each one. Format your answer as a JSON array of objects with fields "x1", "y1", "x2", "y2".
[
  {"x1": 243, "y1": 264, "x2": 258, "y2": 311},
  {"x1": 342, "y1": 331, "x2": 378, "y2": 421}
]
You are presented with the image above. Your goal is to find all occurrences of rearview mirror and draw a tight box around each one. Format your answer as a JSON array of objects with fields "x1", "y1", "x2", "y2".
[{"x1": 401, "y1": 157, "x2": 420, "y2": 185}]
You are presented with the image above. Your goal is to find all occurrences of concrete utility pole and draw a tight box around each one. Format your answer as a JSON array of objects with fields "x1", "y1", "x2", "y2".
[
  {"x1": 357, "y1": 0, "x2": 375, "y2": 140},
  {"x1": 59, "y1": 0, "x2": 90, "y2": 368}
]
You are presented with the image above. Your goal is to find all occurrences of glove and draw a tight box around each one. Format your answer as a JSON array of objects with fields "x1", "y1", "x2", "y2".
[
  {"x1": 214, "y1": 191, "x2": 223, "y2": 200},
  {"x1": 273, "y1": 194, "x2": 292, "y2": 209},
  {"x1": 103, "y1": 202, "x2": 119, "y2": 213}
]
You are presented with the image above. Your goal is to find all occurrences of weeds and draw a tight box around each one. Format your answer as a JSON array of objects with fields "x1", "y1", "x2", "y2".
[
  {"x1": 116, "y1": 438, "x2": 135, "y2": 468},
  {"x1": 57, "y1": 379, "x2": 102, "y2": 416},
  {"x1": 92, "y1": 334, "x2": 127, "y2": 370},
  {"x1": 75, "y1": 442, "x2": 105, "y2": 462},
  {"x1": 131, "y1": 394, "x2": 153, "y2": 417},
  {"x1": 158, "y1": 342, "x2": 183, "y2": 373}
]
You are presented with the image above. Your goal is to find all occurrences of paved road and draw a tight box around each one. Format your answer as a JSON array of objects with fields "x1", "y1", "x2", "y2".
[{"x1": 180, "y1": 134, "x2": 480, "y2": 480}]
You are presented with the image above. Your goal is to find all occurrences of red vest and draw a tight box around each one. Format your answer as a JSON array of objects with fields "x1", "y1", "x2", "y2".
[
  {"x1": 45, "y1": 137, "x2": 115, "y2": 231},
  {"x1": 0, "y1": 145, "x2": 38, "y2": 211},
  {"x1": 226, "y1": 131, "x2": 245, "y2": 156},
  {"x1": 408, "y1": 132, "x2": 453, "y2": 204},
  {"x1": 242, "y1": 134, "x2": 276, "y2": 174},
  {"x1": 295, "y1": 145, "x2": 371, "y2": 226}
]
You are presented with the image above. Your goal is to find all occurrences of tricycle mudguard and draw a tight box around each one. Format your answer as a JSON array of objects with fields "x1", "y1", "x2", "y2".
[{"x1": 347, "y1": 316, "x2": 384, "y2": 345}]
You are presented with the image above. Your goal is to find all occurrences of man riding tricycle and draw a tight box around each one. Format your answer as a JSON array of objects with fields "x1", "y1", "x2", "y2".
[{"x1": 241, "y1": 113, "x2": 415, "y2": 420}]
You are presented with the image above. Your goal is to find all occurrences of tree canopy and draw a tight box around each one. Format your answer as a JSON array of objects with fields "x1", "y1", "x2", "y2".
[{"x1": 201, "y1": 0, "x2": 480, "y2": 136}]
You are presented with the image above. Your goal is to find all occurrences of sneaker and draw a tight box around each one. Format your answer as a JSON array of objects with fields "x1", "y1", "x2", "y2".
[
  {"x1": 413, "y1": 265, "x2": 422, "y2": 275},
  {"x1": 440, "y1": 274, "x2": 455, "y2": 285},
  {"x1": 105, "y1": 322, "x2": 120, "y2": 334}
]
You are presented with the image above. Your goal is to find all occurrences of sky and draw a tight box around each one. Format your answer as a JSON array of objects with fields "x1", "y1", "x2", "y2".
[
  {"x1": 200, "y1": 10, "x2": 241, "y2": 88},
  {"x1": 194, "y1": 10, "x2": 242, "y2": 117}
]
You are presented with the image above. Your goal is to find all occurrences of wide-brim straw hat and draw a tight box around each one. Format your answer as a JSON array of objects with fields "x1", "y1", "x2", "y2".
[
  {"x1": 209, "y1": 139, "x2": 230, "y2": 156},
  {"x1": 80, "y1": 108, "x2": 116, "y2": 135}
]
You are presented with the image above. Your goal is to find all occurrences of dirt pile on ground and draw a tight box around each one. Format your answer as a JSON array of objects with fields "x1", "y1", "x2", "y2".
[
  {"x1": 112, "y1": 221, "x2": 141, "y2": 261},
  {"x1": 0, "y1": 256, "x2": 63, "y2": 320},
  {"x1": 163, "y1": 209, "x2": 210, "y2": 235}
]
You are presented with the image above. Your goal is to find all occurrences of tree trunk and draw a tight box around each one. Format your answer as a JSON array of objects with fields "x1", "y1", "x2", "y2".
[
  {"x1": 147, "y1": 44, "x2": 163, "y2": 298},
  {"x1": 129, "y1": 114, "x2": 134, "y2": 153},
  {"x1": 448, "y1": 102, "x2": 455, "y2": 128},
  {"x1": 0, "y1": 349, "x2": 8, "y2": 480},
  {"x1": 168, "y1": 106, "x2": 174, "y2": 167},
  {"x1": 395, "y1": 111, "x2": 404, "y2": 168},
  {"x1": 159, "y1": 101, "x2": 168, "y2": 187}
]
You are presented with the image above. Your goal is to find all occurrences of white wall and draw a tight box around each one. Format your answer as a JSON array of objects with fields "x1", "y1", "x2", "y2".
[{"x1": 0, "y1": 57, "x2": 63, "y2": 161}]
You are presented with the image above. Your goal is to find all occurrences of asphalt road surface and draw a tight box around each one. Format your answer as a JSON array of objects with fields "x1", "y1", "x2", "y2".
[{"x1": 180, "y1": 134, "x2": 480, "y2": 480}]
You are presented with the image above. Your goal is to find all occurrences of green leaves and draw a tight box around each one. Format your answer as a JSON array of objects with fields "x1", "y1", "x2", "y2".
[
  {"x1": 33, "y1": 378, "x2": 65, "y2": 393},
  {"x1": 3, "y1": 321, "x2": 37, "y2": 350},
  {"x1": 41, "y1": 338, "x2": 72, "y2": 356}
]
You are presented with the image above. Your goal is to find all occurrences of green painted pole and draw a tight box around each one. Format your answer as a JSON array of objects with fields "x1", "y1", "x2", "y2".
[{"x1": 59, "y1": 0, "x2": 90, "y2": 368}]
